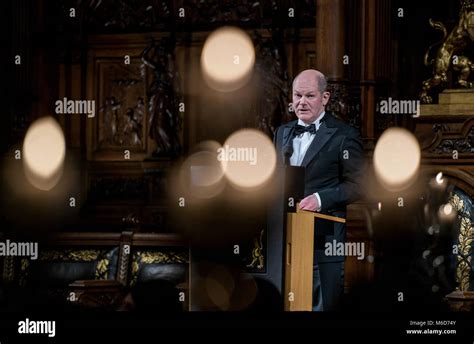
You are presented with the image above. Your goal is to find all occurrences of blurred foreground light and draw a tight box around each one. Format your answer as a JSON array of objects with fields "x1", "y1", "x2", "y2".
[
  {"x1": 373, "y1": 127, "x2": 420, "y2": 191},
  {"x1": 435, "y1": 172, "x2": 444, "y2": 185},
  {"x1": 205, "y1": 265, "x2": 235, "y2": 311},
  {"x1": 23, "y1": 117, "x2": 66, "y2": 191},
  {"x1": 180, "y1": 141, "x2": 225, "y2": 199},
  {"x1": 220, "y1": 129, "x2": 276, "y2": 189},
  {"x1": 438, "y1": 203, "x2": 456, "y2": 221},
  {"x1": 201, "y1": 26, "x2": 255, "y2": 92},
  {"x1": 442, "y1": 203, "x2": 453, "y2": 216}
]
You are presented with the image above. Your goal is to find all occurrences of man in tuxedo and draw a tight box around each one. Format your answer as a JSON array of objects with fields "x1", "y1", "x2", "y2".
[{"x1": 273, "y1": 69, "x2": 365, "y2": 311}]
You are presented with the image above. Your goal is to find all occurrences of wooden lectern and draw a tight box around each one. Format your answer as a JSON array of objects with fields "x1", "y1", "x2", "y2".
[{"x1": 284, "y1": 205, "x2": 346, "y2": 311}]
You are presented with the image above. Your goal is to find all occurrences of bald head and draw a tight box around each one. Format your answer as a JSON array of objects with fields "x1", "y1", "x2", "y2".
[
  {"x1": 292, "y1": 69, "x2": 327, "y2": 94},
  {"x1": 292, "y1": 69, "x2": 330, "y2": 124}
]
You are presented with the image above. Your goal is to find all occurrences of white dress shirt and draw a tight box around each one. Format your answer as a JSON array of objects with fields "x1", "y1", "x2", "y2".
[{"x1": 290, "y1": 111, "x2": 325, "y2": 211}]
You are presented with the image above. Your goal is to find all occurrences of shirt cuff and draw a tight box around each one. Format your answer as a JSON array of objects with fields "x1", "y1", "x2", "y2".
[{"x1": 313, "y1": 193, "x2": 322, "y2": 212}]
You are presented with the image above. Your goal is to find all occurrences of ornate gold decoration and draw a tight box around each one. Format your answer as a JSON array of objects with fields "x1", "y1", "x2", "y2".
[
  {"x1": 19, "y1": 258, "x2": 30, "y2": 286},
  {"x1": 10, "y1": 251, "x2": 111, "y2": 285},
  {"x1": 451, "y1": 194, "x2": 465, "y2": 212},
  {"x1": 420, "y1": 0, "x2": 474, "y2": 103},
  {"x1": 246, "y1": 229, "x2": 265, "y2": 270},
  {"x1": 129, "y1": 251, "x2": 189, "y2": 286},
  {"x1": 138, "y1": 251, "x2": 188, "y2": 264},
  {"x1": 130, "y1": 260, "x2": 140, "y2": 286},
  {"x1": 39, "y1": 249, "x2": 102, "y2": 262},
  {"x1": 2, "y1": 256, "x2": 14, "y2": 282},
  {"x1": 449, "y1": 193, "x2": 473, "y2": 291},
  {"x1": 456, "y1": 217, "x2": 473, "y2": 291},
  {"x1": 95, "y1": 259, "x2": 109, "y2": 280}
]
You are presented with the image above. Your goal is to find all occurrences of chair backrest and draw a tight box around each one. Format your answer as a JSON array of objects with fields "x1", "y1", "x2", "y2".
[{"x1": 0, "y1": 231, "x2": 189, "y2": 310}]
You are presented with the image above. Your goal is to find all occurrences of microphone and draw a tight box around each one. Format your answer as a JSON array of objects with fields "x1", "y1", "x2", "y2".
[{"x1": 282, "y1": 145, "x2": 293, "y2": 166}]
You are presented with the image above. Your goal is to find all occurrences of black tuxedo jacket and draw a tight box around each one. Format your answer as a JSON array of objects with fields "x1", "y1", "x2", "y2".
[{"x1": 273, "y1": 112, "x2": 365, "y2": 263}]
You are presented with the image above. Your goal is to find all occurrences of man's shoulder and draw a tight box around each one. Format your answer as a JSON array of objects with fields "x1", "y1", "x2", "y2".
[
  {"x1": 276, "y1": 120, "x2": 297, "y2": 130},
  {"x1": 325, "y1": 113, "x2": 359, "y2": 136},
  {"x1": 275, "y1": 120, "x2": 297, "y2": 134}
]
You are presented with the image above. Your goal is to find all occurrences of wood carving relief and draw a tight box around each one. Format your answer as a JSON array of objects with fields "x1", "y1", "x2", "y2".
[
  {"x1": 87, "y1": 35, "x2": 183, "y2": 161},
  {"x1": 141, "y1": 37, "x2": 182, "y2": 158},
  {"x1": 98, "y1": 63, "x2": 146, "y2": 150},
  {"x1": 63, "y1": 0, "x2": 316, "y2": 32},
  {"x1": 424, "y1": 118, "x2": 474, "y2": 155}
]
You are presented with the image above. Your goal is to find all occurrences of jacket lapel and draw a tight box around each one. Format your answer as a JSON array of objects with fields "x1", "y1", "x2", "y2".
[
  {"x1": 282, "y1": 123, "x2": 295, "y2": 147},
  {"x1": 301, "y1": 121, "x2": 338, "y2": 167}
]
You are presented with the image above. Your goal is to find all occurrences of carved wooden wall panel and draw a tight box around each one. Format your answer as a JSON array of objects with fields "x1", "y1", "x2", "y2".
[
  {"x1": 86, "y1": 45, "x2": 150, "y2": 161},
  {"x1": 416, "y1": 116, "x2": 474, "y2": 197},
  {"x1": 97, "y1": 63, "x2": 146, "y2": 150}
]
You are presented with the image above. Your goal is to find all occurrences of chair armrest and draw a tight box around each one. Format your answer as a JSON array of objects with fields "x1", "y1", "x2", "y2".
[{"x1": 68, "y1": 280, "x2": 125, "y2": 309}]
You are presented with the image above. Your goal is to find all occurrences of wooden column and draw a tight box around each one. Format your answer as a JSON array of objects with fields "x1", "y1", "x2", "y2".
[
  {"x1": 360, "y1": 0, "x2": 376, "y2": 140},
  {"x1": 315, "y1": 0, "x2": 351, "y2": 125},
  {"x1": 315, "y1": 0, "x2": 345, "y2": 82}
]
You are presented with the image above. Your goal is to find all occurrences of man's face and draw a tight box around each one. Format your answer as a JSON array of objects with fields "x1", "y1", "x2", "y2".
[{"x1": 292, "y1": 75, "x2": 330, "y2": 124}]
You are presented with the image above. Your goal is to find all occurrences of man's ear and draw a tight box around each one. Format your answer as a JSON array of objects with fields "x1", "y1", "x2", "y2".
[{"x1": 322, "y1": 91, "x2": 331, "y2": 105}]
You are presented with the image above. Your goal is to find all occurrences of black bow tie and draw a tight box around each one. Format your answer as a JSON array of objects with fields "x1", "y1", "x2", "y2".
[{"x1": 293, "y1": 123, "x2": 316, "y2": 136}]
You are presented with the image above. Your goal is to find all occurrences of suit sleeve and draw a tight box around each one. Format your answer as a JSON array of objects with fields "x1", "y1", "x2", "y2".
[
  {"x1": 317, "y1": 127, "x2": 365, "y2": 213},
  {"x1": 273, "y1": 126, "x2": 283, "y2": 165},
  {"x1": 273, "y1": 127, "x2": 280, "y2": 146}
]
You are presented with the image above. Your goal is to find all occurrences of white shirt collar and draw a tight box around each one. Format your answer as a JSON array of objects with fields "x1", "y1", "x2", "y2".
[{"x1": 297, "y1": 111, "x2": 326, "y2": 129}]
